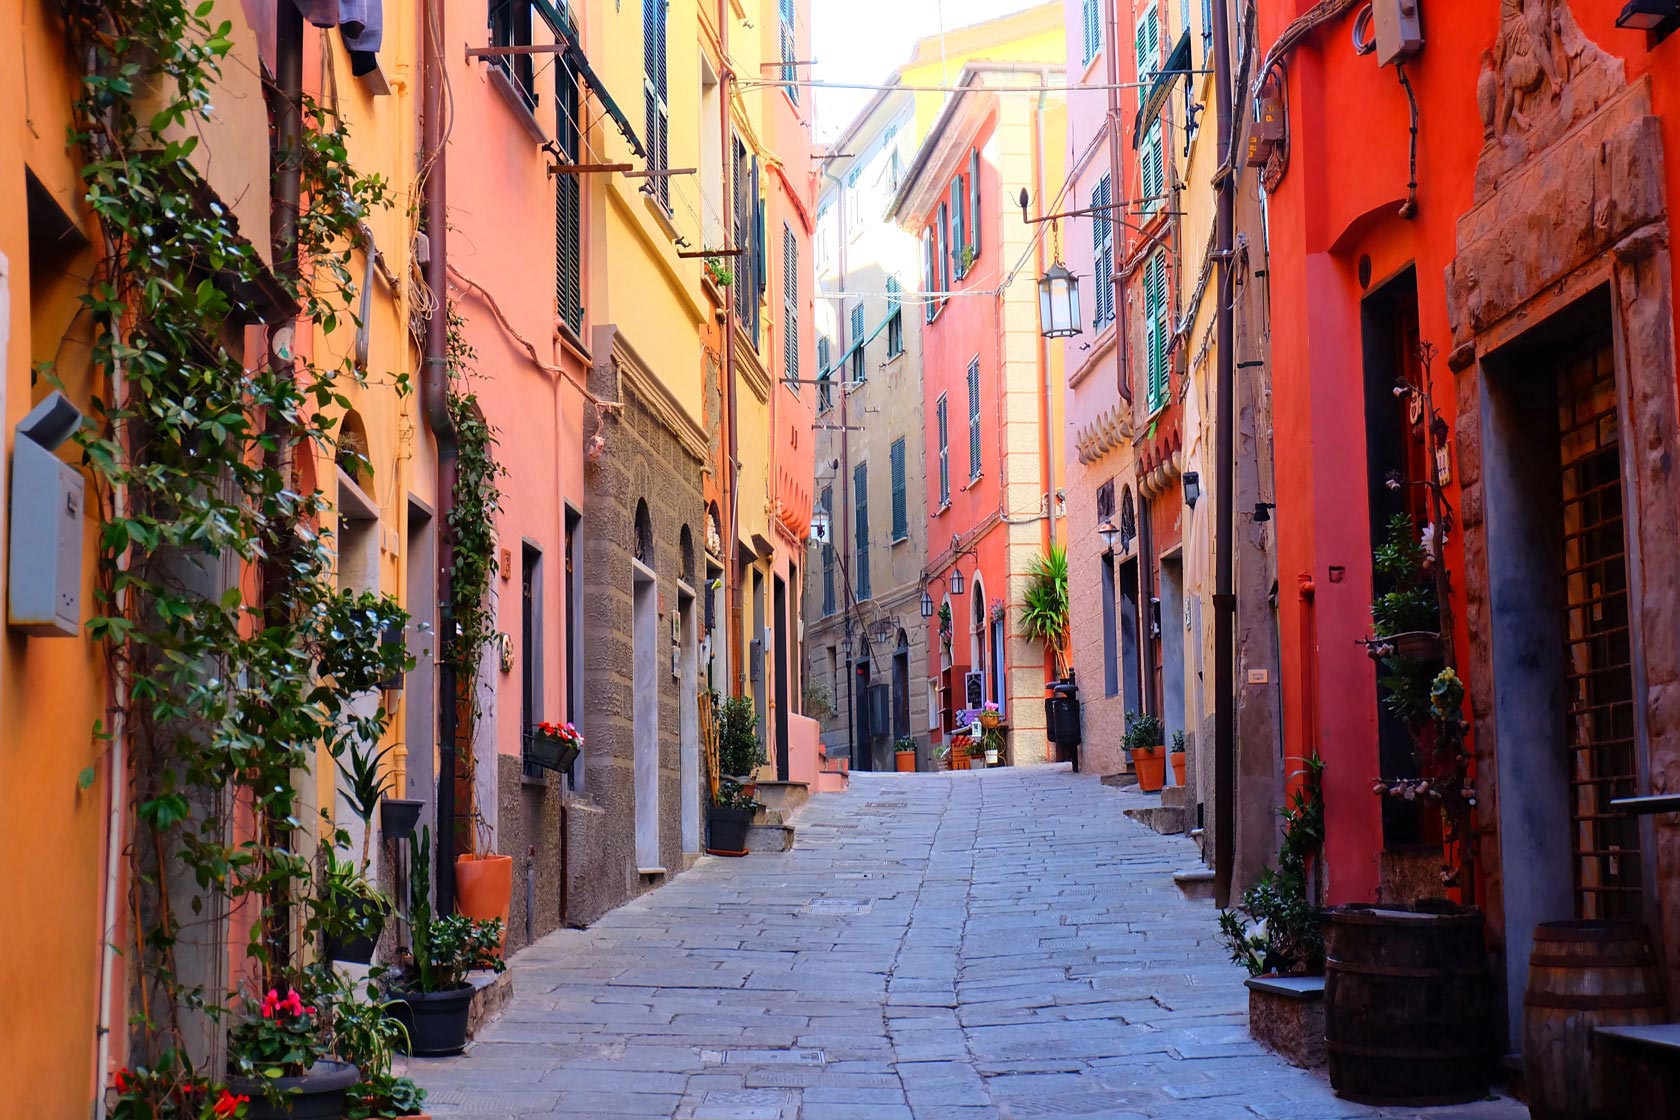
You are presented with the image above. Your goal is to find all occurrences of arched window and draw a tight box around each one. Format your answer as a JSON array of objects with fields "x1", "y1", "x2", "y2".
[{"x1": 634, "y1": 499, "x2": 654, "y2": 567}]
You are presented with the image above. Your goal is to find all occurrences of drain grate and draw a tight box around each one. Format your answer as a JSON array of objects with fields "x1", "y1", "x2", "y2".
[{"x1": 700, "y1": 1048, "x2": 826, "y2": 1065}]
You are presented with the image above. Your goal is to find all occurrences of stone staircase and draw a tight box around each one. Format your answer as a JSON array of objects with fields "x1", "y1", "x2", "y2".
[
  {"x1": 1122, "y1": 782, "x2": 1189, "y2": 836},
  {"x1": 816, "y1": 744, "x2": 849, "y2": 793},
  {"x1": 744, "y1": 780, "x2": 809, "y2": 853}
]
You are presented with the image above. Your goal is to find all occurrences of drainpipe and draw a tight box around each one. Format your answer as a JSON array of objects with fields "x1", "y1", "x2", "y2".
[
  {"x1": 1104, "y1": 0, "x2": 1132, "y2": 406},
  {"x1": 1032, "y1": 78, "x2": 1054, "y2": 560},
  {"x1": 1210, "y1": 0, "x2": 1239, "y2": 909},
  {"x1": 721, "y1": 0, "x2": 742, "y2": 701},
  {"x1": 421, "y1": 0, "x2": 460, "y2": 917}
]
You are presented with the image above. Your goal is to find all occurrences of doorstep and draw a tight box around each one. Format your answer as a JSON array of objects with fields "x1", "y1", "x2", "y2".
[
  {"x1": 753, "y1": 781, "x2": 811, "y2": 814},
  {"x1": 466, "y1": 969, "x2": 512, "y2": 1040},
  {"x1": 1245, "y1": 975, "x2": 1326, "y2": 1070},
  {"x1": 744, "y1": 823, "x2": 795, "y2": 852},
  {"x1": 1173, "y1": 867, "x2": 1215, "y2": 902}
]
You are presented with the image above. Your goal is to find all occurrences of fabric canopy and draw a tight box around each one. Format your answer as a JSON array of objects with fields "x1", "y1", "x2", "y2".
[{"x1": 1134, "y1": 30, "x2": 1193, "y2": 149}]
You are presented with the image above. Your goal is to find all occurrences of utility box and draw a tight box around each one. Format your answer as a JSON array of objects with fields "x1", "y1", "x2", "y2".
[
  {"x1": 9, "y1": 393, "x2": 85, "y2": 637},
  {"x1": 1372, "y1": 0, "x2": 1423, "y2": 67}
]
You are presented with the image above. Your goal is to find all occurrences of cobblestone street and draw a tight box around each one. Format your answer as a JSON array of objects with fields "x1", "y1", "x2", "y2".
[{"x1": 414, "y1": 767, "x2": 1525, "y2": 1119}]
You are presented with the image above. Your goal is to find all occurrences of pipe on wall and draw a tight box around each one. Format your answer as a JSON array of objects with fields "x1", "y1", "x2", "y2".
[{"x1": 1211, "y1": 0, "x2": 1239, "y2": 909}]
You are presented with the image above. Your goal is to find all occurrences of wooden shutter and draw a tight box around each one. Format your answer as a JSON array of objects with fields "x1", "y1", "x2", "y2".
[
  {"x1": 1145, "y1": 252, "x2": 1169, "y2": 411},
  {"x1": 890, "y1": 438, "x2": 907, "y2": 540},
  {"x1": 1082, "y1": 0, "x2": 1101, "y2": 65},
  {"x1": 922, "y1": 229, "x2": 936, "y2": 322},
  {"x1": 967, "y1": 358, "x2": 981, "y2": 479},
  {"x1": 643, "y1": 0, "x2": 669, "y2": 207},
  {"x1": 555, "y1": 56, "x2": 583, "y2": 332},
  {"x1": 817, "y1": 336, "x2": 831, "y2": 372},
  {"x1": 821, "y1": 486, "x2": 835, "y2": 614},
  {"x1": 937, "y1": 203, "x2": 951, "y2": 299},
  {"x1": 1141, "y1": 121, "x2": 1164, "y2": 214},
  {"x1": 780, "y1": 0, "x2": 798, "y2": 103},
  {"x1": 1136, "y1": 5, "x2": 1159, "y2": 83},
  {"x1": 782, "y1": 224, "x2": 798, "y2": 388},
  {"x1": 950, "y1": 176, "x2": 966, "y2": 278},
  {"x1": 968, "y1": 149, "x2": 982, "y2": 262},
  {"x1": 1091, "y1": 174, "x2": 1113, "y2": 326},
  {"x1": 936, "y1": 394, "x2": 949, "y2": 505},
  {"x1": 853, "y1": 463, "x2": 871, "y2": 601}
]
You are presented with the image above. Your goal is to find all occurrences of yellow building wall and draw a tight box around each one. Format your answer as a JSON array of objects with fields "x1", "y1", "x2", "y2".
[{"x1": 899, "y1": 4, "x2": 1068, "y2": 141}]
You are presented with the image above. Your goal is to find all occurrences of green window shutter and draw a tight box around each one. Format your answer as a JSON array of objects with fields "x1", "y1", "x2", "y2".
[
  {"x1": 1145, "y1": 253, "x2": 1169, "y2": 411},
  {"x1": 1202, "y1": 0, "x2": 1213, "y2": 59},
  {"x1": 817, "y1": 336, "x2": 831, "y2": 372},
  {"x1": 1091, "y1": 174, "x2": 1113, "y2": 326},
  {"x1": 936, "y1": 394, "x2": 949, "y2": 505},
  {"x1": 922, "y1": 230, "x2": 936, "y2": 322},
  {"x1": 885, "y1": 274, "x2": 901, "y2": 311},
  {"x1": 779, "y1": 0, "x2": 798, "y2": 103},
  {"x1": 1082, "y1": 0, "x2": 1101, "y2": 65},
  {"x1": 821, "y1": 486, "x2": 835, "y2": 615},
  {"x1": 937, "y1": 203, "x2": 951, "y2": 295},
  {"x1": 967, "y1": 358, "x2": 981, "y2": 479},
  {"x1": 555, "y1": 59, "x2": 583, "y2": 332},
  {"x1": 968, "y1": 149, "x2": 982, "y2": 262},
  {"x1": 782, "y1": 224, "x2": 799, "y2": 388},
  {"x1": 890, "y1": 438, "x2": 907, "y2": 540},
  {"x1": 1142, "y1": 121, "x2": 1164, "y2": 214},
  {"x1": 854, "y1": 463, "x2": 871, "y2": 601},
  {"x1": 951, "y1": 176, "x2": 966, "y2": 277},
  {"x1": 1135, "y1": 5, "x2": 1158, "y2": 83}
]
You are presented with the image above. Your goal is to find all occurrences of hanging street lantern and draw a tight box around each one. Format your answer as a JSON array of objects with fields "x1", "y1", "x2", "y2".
[
  {"x1": 870, "y1": 618, "x2": 899, "y2": 646},
  {"x1": 1037, "y1": 260, "x2": 1083, "y2": 339},
  {"x1": 920, "y1": 589, "x2": 935, "y2": 619},
  {"x1": 950, "y1": 567, "x2": 966, "y2": 597}
]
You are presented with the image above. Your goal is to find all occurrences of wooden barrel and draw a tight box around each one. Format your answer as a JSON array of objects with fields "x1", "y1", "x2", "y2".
[
  {"x1": 1523, "y1": 920, "x2": 1666, "y2": 1119},
  {"x1": 1324, "y1": 903, "x2": 1492, "y2": 1105}
]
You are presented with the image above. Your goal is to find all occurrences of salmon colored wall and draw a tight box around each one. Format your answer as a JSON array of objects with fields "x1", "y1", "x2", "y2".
[{"x1": 1258, "y1": 0, "x2": 1680, "y2": 903}]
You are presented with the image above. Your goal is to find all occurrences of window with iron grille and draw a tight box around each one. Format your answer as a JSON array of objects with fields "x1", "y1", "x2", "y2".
[
  {"x1": 853, "y1": 463, "x2": 871, "y2": 601},
  {"x1": 779, "y1": 0, "x2": 798, "y2": 104},
  {"x1": 555, "y1": 54, "x2": 583, "y2": 332},
  {"x1": 967, "y1": 358, "x2": 981, "y2": 480},
  {"x1": 885, "y1": 275, "x2": 903, "y2": 357},
  {"x1": 936, "y1": 393, "x2": 950, "y2": 506},
  {"x1": 1081, "y1": 0, "x2": 1101, "y2": 65},
  {"x1": 643, "y1": 0, "x2": 670, "y2": 209},
  {"x1": 821, "y1": 486, "x2": 835, "y2": 615},
  {"x1": 782, "y1": 224, "x2": 799, "y2": 391},
  {"x1": 890, "y1": 437, "x2": 908, "y2": 541},
  {"x1": 1144, "y1": 251, "x2": 1170, "y2": 412},
  {"x1": 1091, "y1": 174, "x2": 1114, "y2": 327}
]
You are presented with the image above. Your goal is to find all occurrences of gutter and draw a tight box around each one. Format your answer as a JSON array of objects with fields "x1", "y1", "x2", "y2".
[{"x1": 421, "y1": 0, "x2": 461, "y2": 916}]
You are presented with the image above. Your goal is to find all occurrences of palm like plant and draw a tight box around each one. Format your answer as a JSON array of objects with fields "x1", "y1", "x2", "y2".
[{"x1": 1019, "y1": 544, "x2": 1071, "y2": 679}]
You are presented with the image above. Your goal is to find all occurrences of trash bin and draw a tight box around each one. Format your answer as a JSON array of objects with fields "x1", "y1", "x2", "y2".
[{"x1": 1046, "y1": 675, "x2": 1082, "y2": 769}]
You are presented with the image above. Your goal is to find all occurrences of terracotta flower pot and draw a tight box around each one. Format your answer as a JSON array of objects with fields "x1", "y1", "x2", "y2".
[
  {"x1": 454, "y1": 853, "x2": 512, "y2": 950},
  {"x1": 1132, "y1": 747, "x2": 1166, "y2": 793},
  {"x1": 1171, "y1": 752, "x2": 1187, "y2": 787},
  {"x1": 895, "y1": 751, "x2": 916, "y2": 772}
]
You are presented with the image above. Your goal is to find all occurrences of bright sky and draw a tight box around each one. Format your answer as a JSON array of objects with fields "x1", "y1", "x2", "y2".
[{"x1": 810, "y1": 0, "x2": 1045, "y2": 143}]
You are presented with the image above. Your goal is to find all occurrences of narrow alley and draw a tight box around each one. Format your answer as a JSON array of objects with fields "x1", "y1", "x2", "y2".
[{"x1": 414, "y1": 768, "x2": 1523, "y2": 1120}]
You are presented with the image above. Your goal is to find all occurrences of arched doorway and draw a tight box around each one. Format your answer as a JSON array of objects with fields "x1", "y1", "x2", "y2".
[{"x1": 891, "y1": 627, "x2": 911, "y2": 744}]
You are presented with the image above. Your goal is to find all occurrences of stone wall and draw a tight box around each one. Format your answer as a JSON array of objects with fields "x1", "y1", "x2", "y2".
[
  {"x1": 494, "y1": 754, "x2": 565, "y2": 954},
  {"x1": 1064, "y1": 457, "x2": 1131, "y2": 777},
  {"x1": 568, "y1": 332, "x2": 707, "y2": 926}
]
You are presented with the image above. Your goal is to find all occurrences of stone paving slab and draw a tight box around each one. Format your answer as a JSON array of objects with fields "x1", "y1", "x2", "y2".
[{"x1": 412, "y1": 766, "x2": 1526, "y2": 1119}]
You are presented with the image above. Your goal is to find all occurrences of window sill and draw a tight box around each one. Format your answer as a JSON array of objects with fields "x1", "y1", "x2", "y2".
[
  {"x1": 487, "y1": 66, "x2": 550, "y2": 147},
  {"x1": 963, "y1": 473, "x2": 983, "y2": 491},
  {"x1": 892, "y1": 535, "x2": 910, "y2": 547},
  {"x1": 934, "y1": 501, "x2": 950, "y2": 517},
  {"x1": 642, "y1": 192, "x2": 680, "y2": 244}
]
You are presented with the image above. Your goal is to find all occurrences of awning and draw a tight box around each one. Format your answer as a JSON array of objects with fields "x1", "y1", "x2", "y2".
[
  {"x1": 1134, "y1": 30, "x2": 1194, "y2": 148},
  {"x1": 540, "y1": 0, "x2": 646, "y2": 160}
]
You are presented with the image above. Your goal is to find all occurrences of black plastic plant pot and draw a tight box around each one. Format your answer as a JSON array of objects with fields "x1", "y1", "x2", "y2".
[
  {"x1": 230, "y1": 1059, "x2": 360, "y2": 1120},
  {"x1": 707, "y1": 805, "x2": 753, "y2": 853},
  {"x1": 323, "y1": 894, "x2": 387, "y2": 965},
  {"x1": 387, "y1": 985, "x2": 474, "y2": 1056},
  {"x1": 380, "y1": 797, "x2": 425, "y2": 840}
]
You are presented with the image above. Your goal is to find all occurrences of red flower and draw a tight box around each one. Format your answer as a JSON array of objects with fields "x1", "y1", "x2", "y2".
[
  {"x1": 212, "y1": 1089, "x2": 249, "y2": 1118},
  {"x1": 114, "y1": 1068, "x2": 130, "y2": 1093}
]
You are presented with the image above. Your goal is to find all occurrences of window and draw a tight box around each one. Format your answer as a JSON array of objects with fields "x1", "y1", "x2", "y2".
[
  {"x1": 966, "y1": 358, "x2": 981, "y2": 480},
  {"x1": 890, "y1": 437, "x2": 908, "y2": 541},
  {"x1": 555, "y1": 56, "x2": 583, "y2": 332},
  {"x1": 885, "y1": 275, "x2": 903, "y2": 357},
  {"x1": 817, "y1": 336, "x2": 831, "y2": 373},
  {"x1": 489, "y1": 0, "x2": 538, "y2": 110},
  {"x1": 1140, "y1": 120, "x2": 1165, "y2": 215},
  {"x1": 1081, "y1": 0, "x2": 1101, "y2": 65},
  {"x1": 853, "y1": 463, "x2": 871, "y2": 601},
  {"x1": 520, "y1": 542, "x2": 544, "y2": 772},
  {"x1": 1144, "y1": 250, "x2": 1170, "y2": 412},
  {"x1": 1091, "y1": 173, "x2": 1114, "y2": 327},
  {"x1": 846, "y1": 167, "x2": 864, "y2": 236},
  {"x1": 779, "y1": 0, "x2": 797, "y2": 104},
  {"x1": 885, "y1": 125, "x2": 903, "y2": 188},
  {"x1": 782, "y1": 224, "x2": 799, "y2": 391},
  {"x1": 821, "y1": 486, "x2": 836, "y2": 615},
  {"x1": 937, "y1": 203, "x2": 952, "y2": 295},
  {"x1": 1202, "y1": 0, "x2": 1214, "y2": 60},
  {"x1": 951, "y1": 175, "x2": 967, "y2": 279},
  {"x1": 921, "y1": 229, "x2": 937, "y2": 323},
  {"x1": 1135, "y1": 4, "x2": 1160, "y2": 84},
  {"x1": 817, "y1": 369, "x2": 833, "y2": 412},
  {"x1": 936, "y1": 393, "x2": 950, "y2": 506},
  {"x1": 968, "y1": 149, "x2": 982, "y2": 264},
  {"x1": 734, "y1": 138, "x2": 763, "y2": 342},
  {"x1": 1180, "y1": 0, "x2": 1191, "y2": 37},
  {"x1": 643, "y1": 0, "x2": 670, "y2": 209},
  {"x1": 848, "y1": 303, "x2": 866, "y2": 384}
]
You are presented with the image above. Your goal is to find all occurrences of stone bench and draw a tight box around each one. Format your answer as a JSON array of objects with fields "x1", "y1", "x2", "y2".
[
  {"x1": 1246, "y1": 974, "x2": 1326, "y2": 1070},
  {"x1": 1593, "y1": 1023, "x2": 1680, "y2": 1117}
]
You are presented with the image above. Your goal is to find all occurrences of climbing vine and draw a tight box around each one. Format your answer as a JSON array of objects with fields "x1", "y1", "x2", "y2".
[
  {"x1": 54, "y1": 0, "x2": 407, "y2": 1108},
  {"x1": 444, "y1": 307, "x2": 506, "y2": 853}
]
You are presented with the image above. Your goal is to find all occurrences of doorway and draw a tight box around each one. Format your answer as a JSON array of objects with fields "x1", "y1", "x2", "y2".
[
  {"x1": 678, "y1": 585, "x2": 700, "y2": 854},
  {"x1": 773, "y1": 574, "x2": 790, "y2": 780},
  {"x1": 404, "y1": 500, "x2": 436, "y2": 809},
  {"x1": 632, "y1": 559, "x2": 661, "y2": 871},
  {"x1": 1159, "y1": 554, "x2": 1186, "y2": 782}
]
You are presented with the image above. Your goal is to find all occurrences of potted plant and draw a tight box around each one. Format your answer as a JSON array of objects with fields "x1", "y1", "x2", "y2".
[
  {"x1": 227, "y1": 985, "x2": 360, "y2": 1120},
  {"x1": 109, "y1": 1059, "x2": 252, "y2": 1120},
  {"x1": 967, "y1": 737, "x2": 987, "y2": 768},
  {"x1": 388, "y1": 828, "x2": 507, "y2": 1056},
  {"x1": 324, "y1": 741, "x2": 398, "y2": 963},
  {"x1": 1124, "y1": 710, "x2": 1166, "y2": 792},
  {"x1": 894, "y1": 735, "x2": 917, "y2": 772},
  {"x1": 1365, "y1": 512, "x2": 1442, "y2": 664},
  {"x1": 379, "y1": 797, "x2": 424, "y2": 841},
  {"x1": 707, "y1": 778, "x2": 761, "y2": 854},
  {"x1": 1170, "y1": 730, "x2": 1187, "y2": 787},
  {"x1": 332, "y1": 983, "x2": 430, "y2": 1119},
  {"x1": 526, "y1": 720, "x2": 582, "y2": 773},
  {"x1": 1019, "y1": 545, "x2": 1071, "y2": 678},
  {"x1": 703, "y1": 255, "x2": 734, "y2": 288},
  {"x1": 716, "y1": 694, "x2": 764, "y2": 784},
  {"x1": 345, "y1": 1074, "x2": 429, "y2": 1120}
]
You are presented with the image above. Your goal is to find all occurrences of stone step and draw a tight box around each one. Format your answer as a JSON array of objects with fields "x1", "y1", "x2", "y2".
[
  {"x1": 751, "y1": 805, "x2": 788, "y2": 826},
  {"x1": 1123, "y1": 804, "x2": 1187, "y2": 836},
  {"x1": 1161, "y1": 784, "x2": 1189, "y2": 809},
  {"x1": 1174, "y1": 867, "x2": 1216, "y2": 902},
  {"x1": 466, "y1": 968, "x2": 512, "y2": 1038},
  {"x1": 753, "y1": 780, "x2": 810, "y2": 814},
  {"x1": 816, "y1": 770, "x2": 849, "y2": 793},
  {"x1": 1100, "y1": 772, "x2": 1139, "y2": 790},
  {"x1": 745, "y1": 822, "x2": 794, "y2": 853}
]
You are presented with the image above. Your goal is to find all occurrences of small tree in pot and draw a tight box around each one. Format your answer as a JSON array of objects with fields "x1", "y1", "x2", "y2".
[
  {"x1": 706, "y1": 692, "x2": 765, "y2": 853},
  {"x1": 385, "y1": 828, "x2": 507, "y2": 1056}
]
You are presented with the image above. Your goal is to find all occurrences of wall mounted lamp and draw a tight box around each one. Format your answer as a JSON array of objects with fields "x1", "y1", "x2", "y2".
[
  {"x1": 1182, "y1": 471, "x2": 1201, "y2": 509},
  {"x1": 1253, "y1": 502, "x2": 1276, "y2": 523},
  {"x1": 1617, "y1": 0, "x2": 1680, "y2": 31},
  {"x1": 1097, "y1": 518, "x2": 1121, "y2": 553}
]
